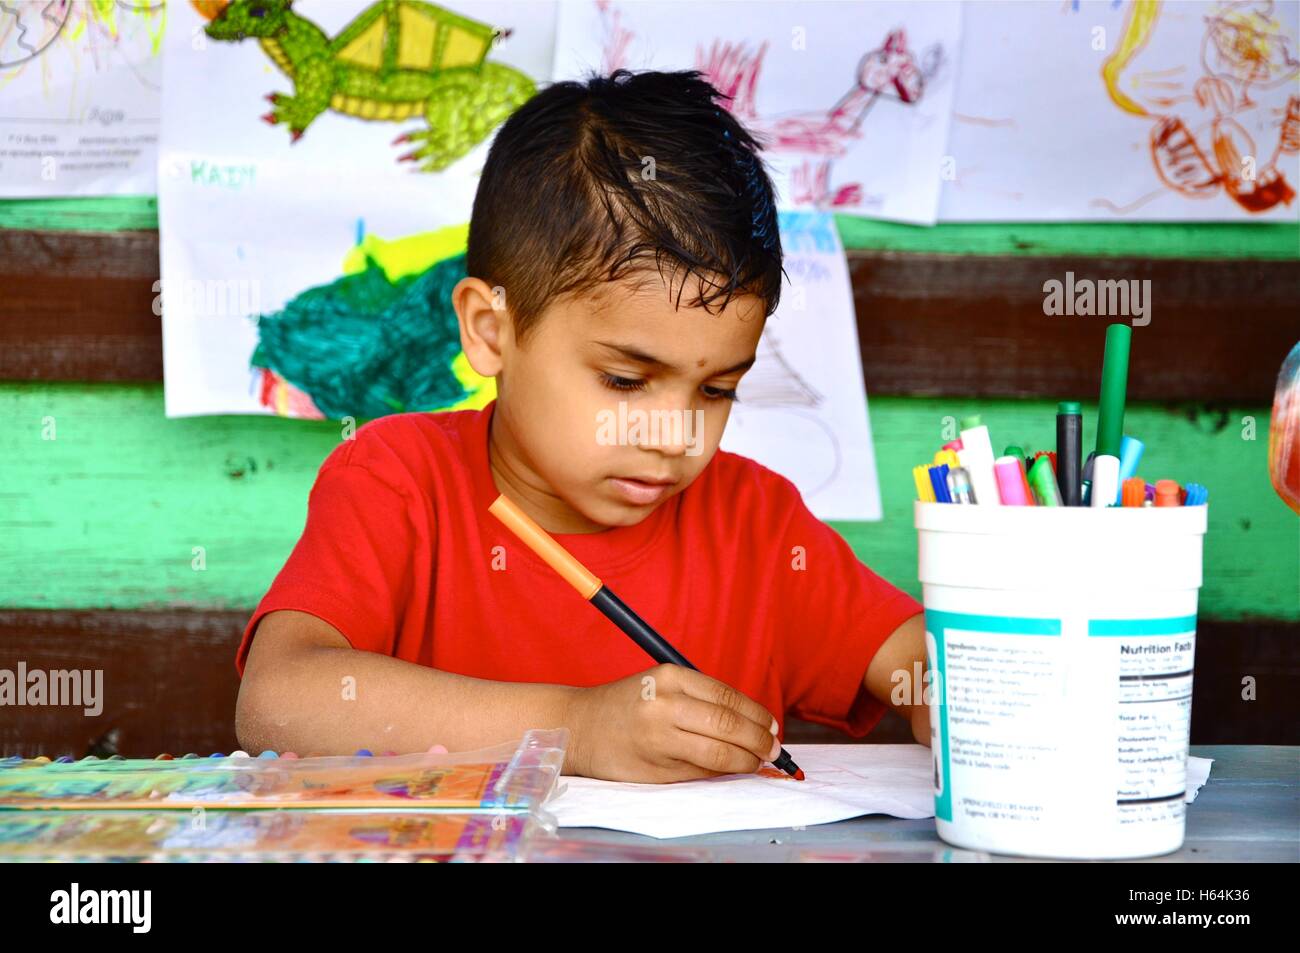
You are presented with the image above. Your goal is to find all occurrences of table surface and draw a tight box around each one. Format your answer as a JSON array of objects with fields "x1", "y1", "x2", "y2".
[{"x1": 540, "y1": 745, "x2": 1299, "y2": 863}]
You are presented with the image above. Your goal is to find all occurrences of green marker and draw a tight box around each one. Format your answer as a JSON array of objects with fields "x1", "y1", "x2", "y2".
[
  {"x1": 1096, "y1": 324, "x2": 1132, "y2": 460},
  {"x1": 1028, "y1": 455, "x2": 1063, "y2": 506}
]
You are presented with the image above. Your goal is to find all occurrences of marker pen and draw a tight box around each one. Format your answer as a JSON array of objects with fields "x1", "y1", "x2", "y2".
[
  {"x1": 1027, "y1": 456, "x2": 1062, "y2": 506},
  {"x1": 994, "y1": 456, "x2": 1031, "y2": 505},
  {"x1": 1090, "y1": 454, "x2": 1120, "y2": 508},
  {"x1": 1115, "y1": 435, "x2": 1145, "y2": 505},
  {"x1": 913, "y1": 465, "x2": 937, "y2": 503},
  {"x1": 489, "y1": 494, "x2": 804, "y2": 780},
  {"x1": 929, "y1": 464, "x2": 953, "y2": 503},
  {"x1": 959, "y1": 415, "x2": 1000, "y2": 507},
  {"x1": 933, "y1": 449, "x2": 960, "y2": 470},
  {"x1": 1004, "y1": 445, "x2": 1035, "y2": 506},
  {"x1": 1096, "y1": 323, "x2": 1131, "y2": 460},
  {"x1": 1121, "y1": 477, "x2": 1145, "y2": 507},
  {"x1": 1056, "y1": 401, "x2": 1083, "y2": 506},
  {"x1": 947, "y1": 466, "x2": 977, "y2": 504},
  {"x1": 1154, "y1": 480, "x2": 1181, "y2": 506},
  {"x1": 1081, "y1": 451, "x2": 1097, "y2": 506}
]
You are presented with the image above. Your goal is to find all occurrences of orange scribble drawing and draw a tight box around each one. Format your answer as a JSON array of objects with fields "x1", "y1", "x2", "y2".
[{"x1": 1102, "y1": 0, "x2": 1300, "y2": 213}]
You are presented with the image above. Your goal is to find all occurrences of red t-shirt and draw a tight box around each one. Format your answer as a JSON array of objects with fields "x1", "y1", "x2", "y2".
[{"x1": 237, "y1": 400, "x2": 922, "y2": 738}]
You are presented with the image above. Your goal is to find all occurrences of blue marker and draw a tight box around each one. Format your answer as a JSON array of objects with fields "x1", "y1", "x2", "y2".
[
  {"x1": 1115, "y1": 435, "x2": 1144, "y2": 504},
  {"x1": 928, "y1": 464, "x2": 953, "y2": 503},
  {"x1": 1183, "y1": 483, "x2": 1209, "y2": 506}
]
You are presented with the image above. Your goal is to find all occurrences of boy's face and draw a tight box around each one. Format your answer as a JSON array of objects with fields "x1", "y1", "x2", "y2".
[{"x1": 481, "y1": 272, "x2": 767, "y2": 534}]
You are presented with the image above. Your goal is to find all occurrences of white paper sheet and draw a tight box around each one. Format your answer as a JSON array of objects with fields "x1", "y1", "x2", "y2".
[
  {"x1": 554, "y1": 0, "x2": 963, "y2": 223},
  {"x1": 720, "y1": 210, "x2": 881, "y2": 520},
  {"x1": 546, "y1": 744, "x2": 1215, "y2": 838},
  {"x1": 940, "y1": 0, "x2": 1300, "y2": 221},
  {"x1": 0, "y1": 0, "x2": 164, "y2": 196}
]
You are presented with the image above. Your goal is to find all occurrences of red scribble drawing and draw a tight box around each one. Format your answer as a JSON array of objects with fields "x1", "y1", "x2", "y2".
[
  {"x1": 1100, "y1": 0, "x2": 1300, "y2": 214},
  {"x1": 598, "y1": 3, "x2": 944, "y2": 209}
]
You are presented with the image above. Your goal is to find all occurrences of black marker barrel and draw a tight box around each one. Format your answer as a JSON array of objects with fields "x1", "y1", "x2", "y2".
[{"x1": 1057, "y1": 401, "x2": 1083, "y2": 506}]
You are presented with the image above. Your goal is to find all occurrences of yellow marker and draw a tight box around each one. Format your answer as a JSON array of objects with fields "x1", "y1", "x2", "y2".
[
  {"x1": 913, "y1": 465, "x2": 937, "y2": 503},
  {"x1": 933, "y1": 449, "x2": 960, "y2": 469}
]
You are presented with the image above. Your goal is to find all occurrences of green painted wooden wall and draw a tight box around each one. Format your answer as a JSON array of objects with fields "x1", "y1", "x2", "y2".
[
  {"x1": 4, "y1": 197, "x2": 1297, "y2": 622},
  {"x1": 4, "y1": 384, "x2": 1294, "y2": 620}
]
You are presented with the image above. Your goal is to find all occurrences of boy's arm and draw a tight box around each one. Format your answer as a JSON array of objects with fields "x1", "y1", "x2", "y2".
[
  {"x1": 863, "y1": 612, "x2": 930, "y2": 745},
  {"x1": 236, "y1": 609, "x2": 582, "y2": 764}
]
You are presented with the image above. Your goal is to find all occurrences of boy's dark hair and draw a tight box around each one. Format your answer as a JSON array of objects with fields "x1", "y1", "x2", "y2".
[{"x1": 467, "y1": 69, "x2": 783, "y2": 345}]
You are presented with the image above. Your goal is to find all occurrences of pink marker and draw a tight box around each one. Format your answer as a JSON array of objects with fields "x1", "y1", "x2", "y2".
[{"x1": 995, "y1": 456, "x2": 1031, "y2": 505}]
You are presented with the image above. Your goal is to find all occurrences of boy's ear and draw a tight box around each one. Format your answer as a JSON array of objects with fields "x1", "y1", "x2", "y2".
[{"x1": 453, "y1": 276, "x2": 510, "y2": 378}]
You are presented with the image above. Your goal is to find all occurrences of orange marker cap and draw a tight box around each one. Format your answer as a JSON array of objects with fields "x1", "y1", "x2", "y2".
[
  {"x1": 488, "y1": 494, "x2": 603, "y2": 599},
  {"x1": 1154, "y1": 480, "x2": 1181, "y2": 507}
]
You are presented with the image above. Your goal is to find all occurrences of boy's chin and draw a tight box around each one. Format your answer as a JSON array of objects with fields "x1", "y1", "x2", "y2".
[{"x1": 583, "y1": 493, "x2": 662, "y2": 529}]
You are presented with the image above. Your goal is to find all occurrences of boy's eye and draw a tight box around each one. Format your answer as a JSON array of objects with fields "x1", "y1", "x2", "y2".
[
  {"x1": 599, "y1": 372, "x2": 646, "y2": 392},
  {"x1": 702, "y1": 385, "x2": 739, "y2": 402}
]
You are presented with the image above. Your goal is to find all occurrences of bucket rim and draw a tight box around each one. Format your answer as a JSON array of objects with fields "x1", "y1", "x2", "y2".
[{"x1": 914, "y1": 499, "x2": 1208, "y2": 535}]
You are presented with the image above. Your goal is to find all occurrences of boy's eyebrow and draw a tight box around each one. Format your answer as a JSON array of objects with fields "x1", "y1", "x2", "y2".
[{"x1": 594, "y1": 341, "x2": 756, "y2": 376}]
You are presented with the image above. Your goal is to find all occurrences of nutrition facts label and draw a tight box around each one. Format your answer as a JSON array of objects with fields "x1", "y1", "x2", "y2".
[{"x1": 1090, "y1": 618, "x2": 1196, "y2": 828}]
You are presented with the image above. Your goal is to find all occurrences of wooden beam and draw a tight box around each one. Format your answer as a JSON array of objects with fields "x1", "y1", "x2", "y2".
[
  {"x1": 1, "y1": 609, "x2": 1295, "y2": 757},
  {"x1": 0, "y1": 229, "x2": 161, "y2": 381},
  {"x1": 1, "y1": 229, "x2": 1296, "y2": 401}
]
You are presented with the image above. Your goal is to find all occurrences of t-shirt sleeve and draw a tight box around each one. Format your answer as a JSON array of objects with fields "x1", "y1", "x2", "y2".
[
  {"x1": 235, "y1": 459, "x2": 416, "y2": 676},
  {"x1": 771, "y1": 479, "x2": 923, "y2": 738}
]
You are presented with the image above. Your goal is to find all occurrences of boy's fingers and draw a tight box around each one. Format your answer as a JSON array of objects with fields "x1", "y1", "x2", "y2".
[
  {"x1": 667, "y1": 728, "x2": 767, "y2": 778},
  {"x1": 669, "y1": 694, "x2": 781, "y2": 764},
  {"x1": 671, "y1": 667, "x2": 778, "y2": 737}
]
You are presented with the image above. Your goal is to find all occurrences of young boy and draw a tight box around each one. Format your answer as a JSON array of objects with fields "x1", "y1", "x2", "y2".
[{"x1": 236, "y1": 70, "x2": 930, "y2": 783}]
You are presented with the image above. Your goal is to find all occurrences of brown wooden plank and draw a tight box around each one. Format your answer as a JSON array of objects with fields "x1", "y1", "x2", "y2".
[
  {"x1": 1, "y1": 228, "x2": 1296, "y2": 401},
  {"x1": 849, "y1": 253, "x2": 1299, "y2": 403},
  {"x1": 0, "y1": 229, "x2": 162, "y2": 381},
  {"x1": 0, "y1": 609, "x2": 1294, "y2": 757}
]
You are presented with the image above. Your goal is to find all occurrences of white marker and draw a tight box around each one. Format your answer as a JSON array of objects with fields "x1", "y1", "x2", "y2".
[
  {"x1": 958, "y1": 416, "x2": 1001, "y2": 507},
  {"x1": 1090, "y1": 454, "x2": 1120, "y2": 508}
]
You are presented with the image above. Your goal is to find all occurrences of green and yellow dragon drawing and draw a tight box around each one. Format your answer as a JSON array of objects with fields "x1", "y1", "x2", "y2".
[{"x1": 201, "y1": 0, "x2": 535, "y2": 171}]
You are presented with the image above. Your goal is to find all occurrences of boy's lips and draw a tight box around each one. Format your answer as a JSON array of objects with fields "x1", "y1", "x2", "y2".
[{"x1": 609, "y1": 475, "x2": 678, "y2": 505}]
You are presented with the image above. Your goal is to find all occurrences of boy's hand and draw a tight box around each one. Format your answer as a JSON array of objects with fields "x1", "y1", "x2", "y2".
[{"x1": 564, "y1": 664, "x2": 781, "y2": 783}]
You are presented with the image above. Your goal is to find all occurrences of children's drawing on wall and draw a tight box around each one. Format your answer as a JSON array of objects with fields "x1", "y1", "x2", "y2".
[
  {"x1": 158, "y1": 0, "x2": 556, "y2": 419},
  {"x1": 1098, "y1": 0, "x2": 1299, "y2": 214},
  {"x1": 718, "y1": 211, "x2": 881, "y2": 521},
  {"x1": 705, "y1": 29, "x2": 942, "y2": 208},
  {"x1": 556, "y1": 0, "x2": 961, "y2": 224},
  {"x1": 251, "y1": 223, "x2": 495, "y2": 419},
  {"x1": 0, "y1": 0, "x2": 165, "y2": 195},
  {"x1": 195, "y1": 0, "x2": 535, "y2": 171},
  {"x1": 940, "y1": 0, "x2": 1299, "y2": 220}
]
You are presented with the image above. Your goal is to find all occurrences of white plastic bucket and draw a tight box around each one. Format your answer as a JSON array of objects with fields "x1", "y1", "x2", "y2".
[{"x1": 915, "y1": 501, "x2": 1208, "y2": 860}]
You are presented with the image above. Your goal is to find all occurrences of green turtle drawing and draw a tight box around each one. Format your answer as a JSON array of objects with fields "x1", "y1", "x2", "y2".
[{"x1": 201, "y1": 0, "x2": 535, "y2": 171}]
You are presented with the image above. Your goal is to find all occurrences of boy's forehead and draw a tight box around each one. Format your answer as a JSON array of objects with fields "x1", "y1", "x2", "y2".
[{"x1": 579, "y1": 273, "x2": 766, "y2": 329}]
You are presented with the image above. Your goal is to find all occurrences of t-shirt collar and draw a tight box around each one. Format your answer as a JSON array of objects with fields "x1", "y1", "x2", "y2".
[{"x1": 469, "y1": 399, "x2": 676, "y2": 574}]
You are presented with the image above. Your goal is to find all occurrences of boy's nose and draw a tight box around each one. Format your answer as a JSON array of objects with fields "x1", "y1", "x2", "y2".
[{"x1": 631, "y1": 405, "x2": 698, "y2": 456}]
